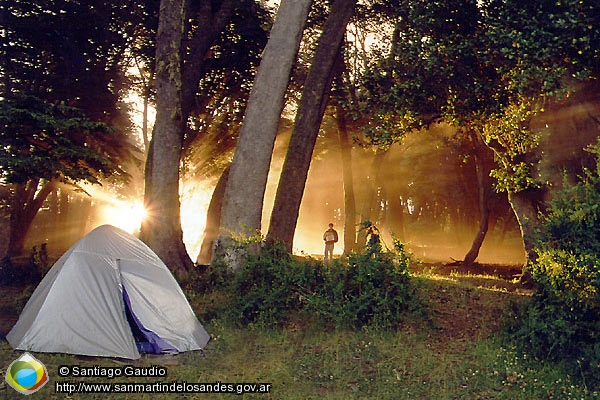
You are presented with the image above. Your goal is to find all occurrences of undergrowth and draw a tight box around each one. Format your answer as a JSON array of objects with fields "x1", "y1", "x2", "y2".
[
  {"x1": 506, "y1": 140, "x2": 600, "y2": 390},
  {"x1": 189, "y1": 237, "x2": 421, "y2": 330}
]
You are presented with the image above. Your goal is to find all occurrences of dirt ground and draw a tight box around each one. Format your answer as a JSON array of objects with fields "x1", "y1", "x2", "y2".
[{"x1": 410, "y1": 262, "x2": 533, "y2": 351}]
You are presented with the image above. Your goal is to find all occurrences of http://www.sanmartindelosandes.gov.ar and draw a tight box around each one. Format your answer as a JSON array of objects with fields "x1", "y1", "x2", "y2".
[{"x1": 5, "y1": 352, "x2": 50, "y2": 395}]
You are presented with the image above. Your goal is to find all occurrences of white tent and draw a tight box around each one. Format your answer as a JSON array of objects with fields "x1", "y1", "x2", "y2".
[{"x1": 7, "y1": 225, "x2": 210, "y2": 360}]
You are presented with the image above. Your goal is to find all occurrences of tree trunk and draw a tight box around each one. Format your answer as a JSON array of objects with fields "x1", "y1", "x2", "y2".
[
  {"x1": 141, "y1": 70, "x2": 153, "y2": 159},
  {"x1": 74, "y1": 195, "x2": 92, "y2": 240},
  {"x1": 58, "y1": 189, "x2": 71, "y2": 242},
  {"x1": 6, "y1": 179, "x2": 56, "y2": 258},
  {"x1": 217, "y1": 0, "x2": 312, "y2": 268},
  {"x1": 463, "y1": 130, "x2": 496, "y2": 265},
  {"x1": 356, "y1": 148, "x2": 388, "y2": 247},
  {"x1": 134, "y1": 59, "x2": 153, "y2": 158},
  {"x1": 141, "y1": 0, "x2": 236, "y2": 278},
  {"x1": 181, "y1": 0, "x2": 237, "y2": 117},
  {"x1": 197, "y1": 166, "x2": 230, "y2": 265},
  {"x1": 336, "y1": 102, "x2": 357, "y2": 253},
  {"x1": 266, "y1": 0, "x2": 358, "y2": 251},
  {"x1": 140, "y1": 0, "x2": 191, "y2": 279},
  {"x1": 387, "y1": 195, "x2": 406, "y2": 243},
  {"x1": 507, "y1": 189, "x2": 544, "y2": 266}
]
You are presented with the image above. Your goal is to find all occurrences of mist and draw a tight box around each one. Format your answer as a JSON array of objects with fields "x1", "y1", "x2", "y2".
[
  {"x1": 7, "y1": 82, "x2": 599, "y2": 267},
  {"x1": 269, "y1": 121, "x2": 527, "y2": 264}
]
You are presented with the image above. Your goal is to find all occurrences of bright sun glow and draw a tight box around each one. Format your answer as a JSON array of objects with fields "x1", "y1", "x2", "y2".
[
  {"x1": 79, "y1": 183, "x2": 147, "y2": 235},
  {"x1": 180, "y1": 180, "x2": 213, "y2": 259},
  {"x1": 101, "y1": 201, "x2": 147, "y2": 234}
]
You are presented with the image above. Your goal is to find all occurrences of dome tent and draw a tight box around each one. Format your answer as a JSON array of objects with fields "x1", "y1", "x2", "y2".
[{"x1": 7, "y1": 225, "x2": 210, "y2": 360}]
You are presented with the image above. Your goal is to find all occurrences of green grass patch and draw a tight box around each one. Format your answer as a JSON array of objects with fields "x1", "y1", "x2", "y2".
[
  {"x1": 0, "y1": 242, "x2": 596, "y2": 398},
  {"x1": 1, "y1": 320, "x2": 594, "y2": 399}
]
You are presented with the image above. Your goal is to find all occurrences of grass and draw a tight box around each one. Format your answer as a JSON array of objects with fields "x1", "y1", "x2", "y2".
[{"x1": 0, "y1": 267, "x2": 596, "y2": 399}]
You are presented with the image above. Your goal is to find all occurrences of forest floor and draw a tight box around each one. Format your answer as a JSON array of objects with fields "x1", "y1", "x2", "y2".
[
  {"x1": 0, "y1": 262, "x2": 594, "y2": 399},
  {"x1": 408, "y1": 262, "x2": 532, "y2": 344}
]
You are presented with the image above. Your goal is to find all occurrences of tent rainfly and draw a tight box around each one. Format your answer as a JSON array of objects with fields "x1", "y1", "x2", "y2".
[{"x1": 7, "y1": 224, "x2": 210, "y2": 359}]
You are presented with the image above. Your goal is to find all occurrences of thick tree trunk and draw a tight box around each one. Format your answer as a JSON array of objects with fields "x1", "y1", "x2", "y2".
[
  {"x1": 6, "y1": 179, "x2": 56, "y2": 258},
  {"x1": 266, "y1": 0, "x2": 358, "y2": 251},
  {"x1": 336, "y1": 102, "x2": 357, "y2": 253},
  {"x1": 463, "y1": 130, "x2": 496, "y2": 265},
  {"x1": 140, "y1": 0, "x2": 191, "y2": 279},
  {"x1": 218, "y1": 0, "x2": 312, "y2": 268},
  {"x1": 141, "y1": 0, "x2": 236, "y2": 278},
  {"x1": 197, "y1": 166, "x2": 230, "y2": 265},
  {"x1": 507, "y1": 189, "x2": 544, "y2": 266}
]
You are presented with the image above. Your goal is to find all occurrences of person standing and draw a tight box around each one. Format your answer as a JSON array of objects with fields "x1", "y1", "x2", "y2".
[{"x1": 323, "y1": 223, "x2": 338, "y2": 262}]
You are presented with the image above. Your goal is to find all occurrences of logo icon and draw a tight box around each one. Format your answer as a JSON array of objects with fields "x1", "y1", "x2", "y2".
[{"x1": 5, "y1": 352, "x2": 49, "y2": 395}]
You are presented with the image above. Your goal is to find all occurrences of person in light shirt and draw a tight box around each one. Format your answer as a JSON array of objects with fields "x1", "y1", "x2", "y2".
[{"x1": 322, "y1": 223, "x2": 338, "y2": 262}]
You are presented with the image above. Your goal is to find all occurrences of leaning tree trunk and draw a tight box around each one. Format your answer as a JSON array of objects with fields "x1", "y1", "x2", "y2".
[
  {"x1": 266, "y1": 0, "x2": 358, "y2": 251},
  {"x1": 336, "y1": 102, "x2": 357, "y2": 253},
  {"x1": 217, "y1": 0, "x2": 313, "y2": 270},
  {"x1": 507, "y1": 189, "x2": 544, "y2": 266},
  {"x1": 196, "y1": 166, "x2": 229, "y2": 265},
  {"x1": 463, "y1": 130, "x2": 496, "y2": 265}
]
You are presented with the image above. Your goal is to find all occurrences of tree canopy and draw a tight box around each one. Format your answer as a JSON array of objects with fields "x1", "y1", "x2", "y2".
[
  {"x1": 358, "y1": 0, "x2": 600, "y2": 143},
  {"x1": 0, "y1": 95, "x2": 126, "y2": 185},
  {"x1": 1, "y1": 0, "x2": 142, "y2": 183},
  {"x1": 1, "y1": 0, "x2": 143, "y2": 258}
]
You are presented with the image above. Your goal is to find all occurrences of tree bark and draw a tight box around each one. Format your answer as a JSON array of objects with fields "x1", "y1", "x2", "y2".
[
  {"x1": 140, "y1": 0, "x2": 190, "y2": 279},
  {"x1": 141, "y1": 0, "x2": 236, "y2": 278},
  {"x1": 463, "y1": 130, "x2": 496, "y2": 265},
  {"x1": 133, "y1": 59, "x2": 153, "y2": 158},
  {"x1": 197, "y1": 166, "x2": 230, "y2": 265},
  {"x1": 507, "y1": 189, "x2": 544, "y2": 266},
  {"x1": 6, "y1": 179, "x2": 57, "y2": 258},
  {"x1": 266, "y1": 0, "x2": 358, "y2": 251},
  {"x1": 336, "y1": 102, "x2": 357, "y2": 253},
  {"x1": 218, "y1": 0, "x2": 312, "y2": 267},
  {"x1": 181, "y1": 0, "x2": 238, "y2": 118}
]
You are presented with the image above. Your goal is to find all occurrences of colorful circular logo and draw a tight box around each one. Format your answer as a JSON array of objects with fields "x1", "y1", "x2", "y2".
[{"x1": 5, "y1": 352, "x2": 49, "y2": 395}]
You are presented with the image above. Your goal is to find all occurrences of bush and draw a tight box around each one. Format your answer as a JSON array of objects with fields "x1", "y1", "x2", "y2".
[
  {"x1": 512, "y1": 250, "x2": 600, "y2": 388},
  {"x1": 508, "y1": 141, "x2": 600, "y2": 388},
  {"x1": 229, "y1": 243, "x2": 326, "y2": 326},
  {"x1": 200, "y1": 237, "x2": 419, "y2": 330},
  {"x1": 0, "y1": 244, "x2": 49, "y2": 285},
  {"x1": 305, "y1": 238, "x2": 417, "y2": 329}
]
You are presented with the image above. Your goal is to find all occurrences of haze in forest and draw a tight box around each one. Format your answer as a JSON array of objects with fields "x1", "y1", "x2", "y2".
[
  {"x1": 6, "y1": 84, "x2": 600, "y2": 267},
  {"x1": 3, "y1": 78, "x2": 598, "y2": 267}
]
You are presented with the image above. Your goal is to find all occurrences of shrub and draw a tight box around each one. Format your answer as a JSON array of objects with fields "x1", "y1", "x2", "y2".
[
  {"x1": 0, "y1": 244, "x2": 49, "y2": 285},
  {"x1": 208, "y1": 235, "x2": 418, "y2": 330},
  {"x1": 508, "y1": 141, "x2": 600, "y2": 388},
  {"x1": 187, "y1": 257, "x2": 235, "y2": 294},
  {"x1": 228, "y1": 242, "x2": 326, "y2": 326},
  {"x1": 305, "y1": 238, "x2": 417, "y2": 329}
]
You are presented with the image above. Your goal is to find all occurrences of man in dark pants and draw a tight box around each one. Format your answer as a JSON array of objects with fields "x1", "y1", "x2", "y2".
[{"x1": 323, "y1": 223, "x2": 338, "y2": 262}]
